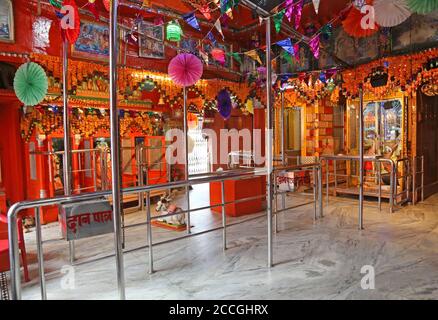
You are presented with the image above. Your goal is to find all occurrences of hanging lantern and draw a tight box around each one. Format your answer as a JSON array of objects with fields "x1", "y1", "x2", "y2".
[{"x1": 166, "y1": 21, "x2": 182, "y2": 42}]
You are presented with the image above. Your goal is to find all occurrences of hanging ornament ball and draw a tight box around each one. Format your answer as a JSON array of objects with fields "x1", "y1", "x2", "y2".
[{"x1": 14, "y1": 62, "x2": 48, "y2": 106}]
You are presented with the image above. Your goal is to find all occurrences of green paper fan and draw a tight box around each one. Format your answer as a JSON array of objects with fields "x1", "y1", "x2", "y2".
[
  {"x1": 14, "y1": 62, "x2": 48, "y2": 106},
  {"x1": 408, "y1": 0, "x2": 438, "y2": 14}
]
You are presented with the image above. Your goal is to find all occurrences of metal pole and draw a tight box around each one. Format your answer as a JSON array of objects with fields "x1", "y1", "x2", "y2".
[
  {"x1": 412, "y1": 157, "x2": 416, "y2": 205},
  {"x1": 109, "y1": 0, "x2": 126, "y2": 300},
  {"x1": 313, "y1": 166, "x2": 317, "y2": 221},
  {"x1": 183, "y1": 87, "x2": 191, "y2": 234},
  {"x1": 378, "y1": 160, "x2": 382, "y2": 211},
  {"x1": 266, "y1": 17, "x2": 274, "y2": 268},
  {"x1": 421, "y1": 156, "x2": 424, "y2": 202},
  {"x1": 221, "y1": 180, "x2": 227, "y2": 251},
  {"x1": 62, "y1": 40, "x2": 75, "y2": 264},
  {"x1": 35, "y1": 207, "x2": 47, "y2": 300},
  {"x1": 280, "y1": 91, "x2": 286, "y2": 217},
  {"x1": 318, "y1": 164, "x2": 323, "y2": 218},
  {"x1": 146, "y1": 191, "x2": 153, "y2": 273},
  {"x1": 92, "y1": 151, "x2": 97, "y2": 192},
  {"x1": 359, "y1": 87, "x2": 364, "y2": 230}
]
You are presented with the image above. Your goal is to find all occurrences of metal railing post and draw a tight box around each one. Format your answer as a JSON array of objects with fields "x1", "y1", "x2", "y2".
[
  {"x1": 221, "y1": 180, "x2": 227, "y2": 251},
  {"x1": 326, "y1": 160, "x2": 329, "y2": 206},
  {"x1": 421, "y1": 156, "x2": 424, "y2": 202},
  {"x1": 313, "y1": 166, "x2": 317, "y2": 221},
  {"x1": 266, "y1": 17, "x2": 274, "y2": 268},
  {"x1": 358, "y1": 87, "x2": 364, "y2": 230},
  {"x1": 146, "y1": 191, "x2": 153, "y2": 274},
  {"x1": 109, "y1": 0, "x2": 125, "y2": 300},
  {"x1": 35, "y1": 207, "x2": 47, "y2": 300},
  {"x1": 318, "y1": 164, "x2": 323, "y2": 218},
  {"x1": 183, "y1": 86, "x2": 191, "y2": 234},
  {"x1": 412, "y1": 156, "x2": 416, "y2": 205}
]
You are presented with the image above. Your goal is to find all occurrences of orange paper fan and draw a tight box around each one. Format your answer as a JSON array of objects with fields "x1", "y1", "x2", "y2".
[{"x1": 342, "y1": 2, "x2": 379, "y2": 38}]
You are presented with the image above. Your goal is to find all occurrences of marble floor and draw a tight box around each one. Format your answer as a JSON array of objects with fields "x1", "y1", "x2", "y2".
[{"x1": 13, "y1": 183, "x2": 438, "y2": 300}]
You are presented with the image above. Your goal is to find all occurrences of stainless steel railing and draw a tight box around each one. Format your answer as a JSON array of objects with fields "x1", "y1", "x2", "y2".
[
  {"x1": 272, "y1": 163, "x2": 323, "y2": 233},
  {"x1": 8, "y1": 168, "x2": 274, "y2": 300},
  {"x1": 320, "y1": 155, "x2": 415, "y2": 214},
  {"x1": 412, "y1": 155, "x2": 425, "y2": 205}
]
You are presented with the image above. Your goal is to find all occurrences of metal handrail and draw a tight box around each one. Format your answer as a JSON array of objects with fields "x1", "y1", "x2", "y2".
[
  {"x1": 272, "y1": 163, "x2": 323, "y2": 233},
  {"x1": 8, "y1": 168, "x2": 272, "y2": 300},
  {"x1": 320, "y1": 155, "x2": 398, "y2": 214},
  {"x1": 412, "y1": 155, "x2": 425, "y2": 205}
]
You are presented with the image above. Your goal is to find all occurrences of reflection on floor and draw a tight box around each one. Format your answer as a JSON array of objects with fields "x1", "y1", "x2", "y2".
[{"x1": 16, "y1": 183, "x2": 438, "y2": 299}]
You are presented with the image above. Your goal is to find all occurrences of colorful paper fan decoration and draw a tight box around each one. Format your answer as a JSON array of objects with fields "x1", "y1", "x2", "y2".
[
  {"x1": 61, "y1": 0, "x2": 81, "y2": 44},
  {"x1": 14, "y1": 62, "x2": 49, "y2": 106},
  {"x1": 217, "y1": 89, "x2": 232, "y2": 120},
  {"x1": 103, "y1": 0, "x2": 111, "y2": 11},
  {"x1": 342, "y1": 3, "x2": 379, "y2": 38},
  {"x1": 168, "y1": 53, "x2": 203, "y2": 87},
  {"x1": 374, "y1": 0, "x2": 411, "y2": 27},
  {"x1": 407, "y1": 0, "x2": 438, "y2": 14}
]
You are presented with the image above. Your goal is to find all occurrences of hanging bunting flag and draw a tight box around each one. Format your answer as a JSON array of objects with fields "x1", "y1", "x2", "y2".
[
  {"x1": 293, "y1": 43, "x2": 300, "y2": 61},
  {"x1": 285, "y1": 0, "x2": 295, "y2": 22},
  {"x1": 276, "y1": 38, "x2": 294, "y2": 56},
  {"x1": 273, "y1": 9, "x2": 286, "y2": 33},
  {"x1": 312, "y1": 0, "x2": 321, "y2": 14},
  {"x1": 212, "y1": 48, "x2": 226, "y2": 65},
  {"x1": 207, "y1": 31, "x2": 217, "y2": 46},
  {"x1": 220, "y1": 0, "x2": 228, "y2": 13},
  {"x1": 321, "y1": 24, "x2": 333, "y2": 40},
  {"x1": 199, "y1": 49, "x2": 209, "y2": 65},
  {"x1": 183, "y1": 12, "x2": 201, "y2": 31},
  {"x1": 86, "y1": 0, "x2": 100, "y2": 21},
  {"x1": 259, "y1": 16, "x2": 263, "y2": 26},
  {"x1": 282, "y1": 50, "x2": 294, "y2": 66},
  {"x1": 295, "y1": 0, "x2": 304, "y2": 29},
  {"x1": 49, "y1": 0, "x2": 62, "y2": 9},
  {"x1": 245, "y1": 50, "x2": 262, "y2": 65},
  {"x1": 214, "y1": 19, "x2": 225, "y2": 40},
  {"x1": 227, "y1": 52, "x2": 242, "y2": 64},
  {"x1": 200, "y1": 5, "x2": 212, "y2": 20},
  {"x1": 309, "y1": 35, "x2": 320, "y2": 59}
]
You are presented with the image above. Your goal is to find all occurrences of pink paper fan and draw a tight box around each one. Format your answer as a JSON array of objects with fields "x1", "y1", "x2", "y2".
[{"x1": 168, "y1": 53, "x2": 203, "y2": 87}]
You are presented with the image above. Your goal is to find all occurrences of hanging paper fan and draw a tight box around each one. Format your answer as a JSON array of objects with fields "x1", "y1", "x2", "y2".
[
  {"x1": 407, "y1": 0, "x2": 438, "y2": 14},
  {"x1": 342, "y1": 3, "x2": 379, "y2": 38},
  {"x1": 217, "y1": 89, "x2": 232, "y2": 120},
  {"x1": 61, "y1": 0, "x2": 81, "y2": 44},
  {"x1": 374, "y1": 0, "x2": 411, "y2": 27},
  {"x1": 168, "y1": 53, "x2": 203, "y2": 87},
  {"x1": 14, "y1": 62, "x2": 48, "y2": 106},
  {"x1": 103, "y1": 0, "x2": 111, "y2": 11}
]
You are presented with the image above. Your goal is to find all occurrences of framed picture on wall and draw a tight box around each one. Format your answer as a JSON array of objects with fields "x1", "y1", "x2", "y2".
[
  {"x1": 138, "y1": 21, "x2": 165, "y2": 59},
  {"x1": 72, "y1": 20, "x2": 110, "y2": 61},
  {"x1": 0, "y1": 0, "x2": 14, "y2": 43}
]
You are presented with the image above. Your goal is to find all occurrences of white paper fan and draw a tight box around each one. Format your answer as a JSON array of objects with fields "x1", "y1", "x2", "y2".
[{"x1": 374, "y1": 0, "x2": 412, "y2": 27}]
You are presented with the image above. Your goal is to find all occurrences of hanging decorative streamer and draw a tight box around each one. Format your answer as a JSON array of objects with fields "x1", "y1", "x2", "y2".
[
  {"x1": 49, "y1": 0, "x2": 62, "y2": 9},
  {"x1": 273, "y1": 9, "x2": 286, "y2": 33},
  {"x1": 312, "y1": 0, "x2": 321, "y2": 14},
  {"x1": 207, "y1": 31, "x2": 217, "y2": 46},
  {"x1": 285, "y1": 0, "x2": 295, "y2": 22},
  {"x1": 245, "y1": 50, "x2": 262, "y2": 65},
  {"x1": 227, "y1": 52, "x2": 242, "y2": 64},
  {"x1": 183, "y1": 12, "x2": 201, "y2": 31},
  {"x1": 220, "y1": 0, "x2": 228, "y2": 13},
  {"x1": 276, "y1": 38, "x2": 294, "y2": 56},
  {"x1": 282, "y1": 50, "x2": 294, "y2": 66},
  {"x1": 295, "y1": 0, "x2": 304, "y2": 29},
  {"x1": 214, "y1": 19, "x2": 225, "y2": 40},
  {"x1": 309, "y1": 35, "x2": 320, "y2": 59},
  {"x1": 293, "y1": 43, "x2": 300, "y2": 61}
]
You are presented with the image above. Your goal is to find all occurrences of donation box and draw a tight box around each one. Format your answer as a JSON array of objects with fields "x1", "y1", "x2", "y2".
[{"x1": 59, "y1": 198, "x2": 114, "y2": 241}]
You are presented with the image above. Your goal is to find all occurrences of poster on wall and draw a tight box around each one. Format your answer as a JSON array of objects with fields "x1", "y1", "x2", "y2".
[
  {"x1": 0, "y1": 0, "x2": 14, "y2": 43},
  {"x1": 72, "y1": 21, "x2": 110, "y2": 60},
  {"x1": 138, "y1": 21, "x2": 165, "y2": 59}
]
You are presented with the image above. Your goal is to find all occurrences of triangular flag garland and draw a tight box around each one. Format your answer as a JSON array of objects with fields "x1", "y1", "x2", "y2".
[
  {"x1": 183, "y1": 12, "x2": 201, "y2": 31},
  {"x1": 227, "y1": 52, "x2": 242, "y2": 64},
  {"x1": 312, "y1": 0, "x2": 321, "y2": 15},
  {"x1": 295, "y1": 0, "x2": 304, "y2": 29},
  {"x1": 285, "y1": 0, "x2": 295, "y2": 22},
  {"x1": 245, "y1": 50, "x2": 262, "y2": 65},
  {"x1": 273, "y1": 9, "x2": 285, "y2": 33},
  {"x1": 214, "y1": 19, "x2": 225, "y2": 40},
  {"x1": 207, "y1": 31, "x2": 217, "y2": 46},
  {"x1": 276, "y1": 38, "x2": 294, "y2": 56},
  {"x1": 282, "y1": 50, "x2": 294, "y2": 66},
  {"x1": 309, "y1": 35, "x2": 320, "y2": 59},
  {"x1": 200, "y1": 5, "x2": 211, "y2": 20}
]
